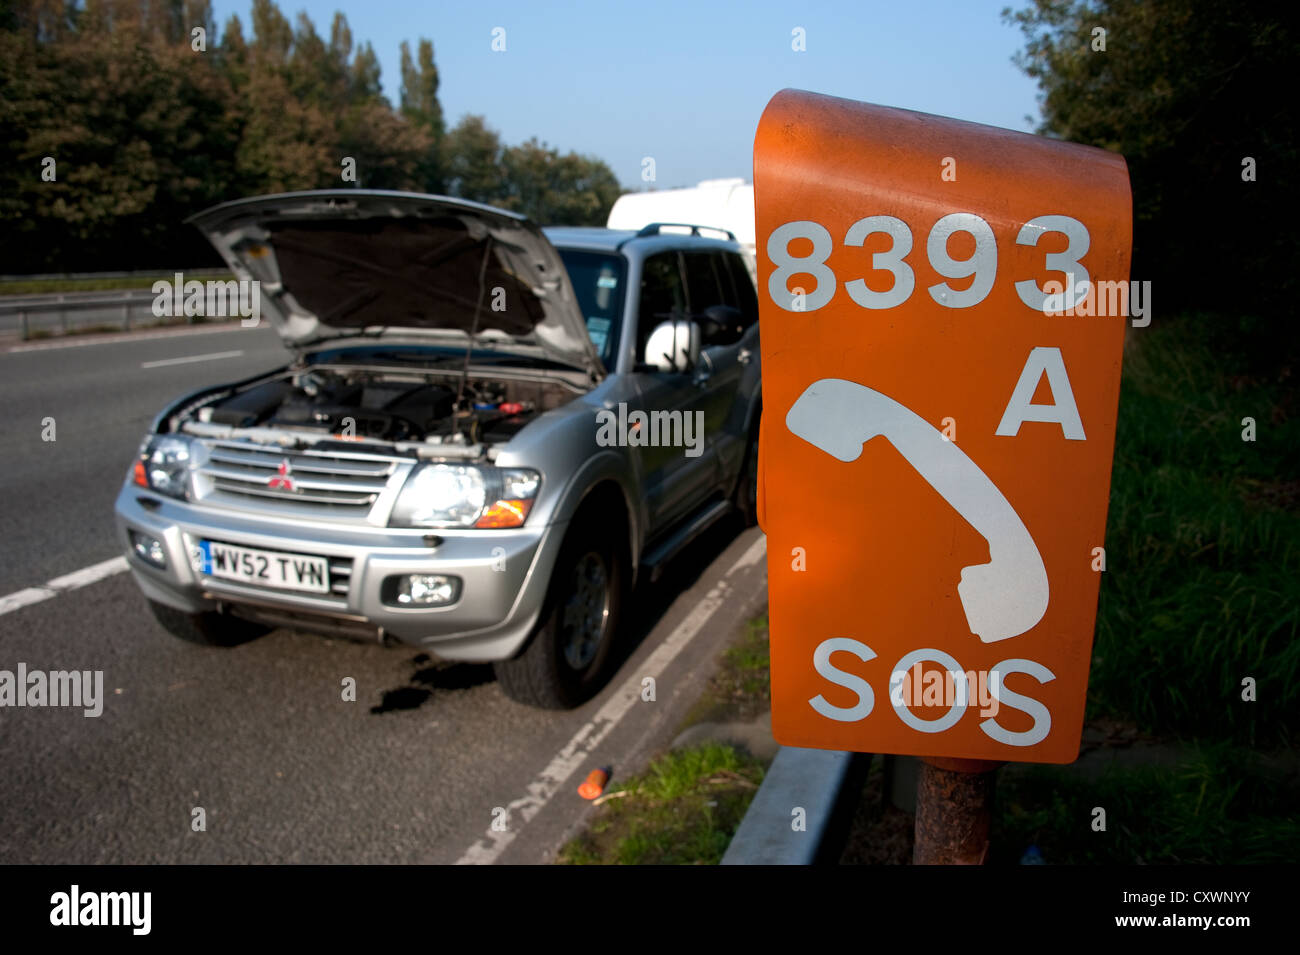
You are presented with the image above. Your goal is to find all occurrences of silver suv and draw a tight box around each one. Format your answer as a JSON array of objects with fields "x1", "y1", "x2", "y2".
[{"x1": 115, "y1": 190, "x2": 761, "y2": 708}]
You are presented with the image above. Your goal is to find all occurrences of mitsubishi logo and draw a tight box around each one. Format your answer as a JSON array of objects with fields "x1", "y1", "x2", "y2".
[{"x1": 268, "y1": 458, "x2": 296, "y2": 491}]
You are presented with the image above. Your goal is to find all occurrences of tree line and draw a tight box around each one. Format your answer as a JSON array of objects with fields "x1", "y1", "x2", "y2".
[
  {"x1": 0, "y1": 0, "x2": 623, "y2": 273},
  {"x1": 1005, "y1": 0, "x2": 1297, "y2": 368}
]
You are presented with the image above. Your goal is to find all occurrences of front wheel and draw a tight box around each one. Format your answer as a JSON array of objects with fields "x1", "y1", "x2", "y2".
[
  {"x1": 494, "y1": 520, "x2": 626, "y2": 709},
  {"x1": 147, "y1": 599, "x2": 269, "y2": 647}
]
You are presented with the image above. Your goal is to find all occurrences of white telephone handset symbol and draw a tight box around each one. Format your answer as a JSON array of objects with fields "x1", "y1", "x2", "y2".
[{"x1": 786, "y1": 378, "x2": 1049, "y2": 643}]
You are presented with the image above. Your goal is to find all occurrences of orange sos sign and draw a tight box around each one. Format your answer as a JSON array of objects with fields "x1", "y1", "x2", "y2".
[{"x1": 755, "y1": 90, "x2": 1132, "y2": 763}]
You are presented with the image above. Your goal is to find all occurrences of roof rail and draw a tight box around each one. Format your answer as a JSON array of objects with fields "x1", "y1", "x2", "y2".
[{"x1": 634, "y1": 222, "x2": 737, "y2": 242}]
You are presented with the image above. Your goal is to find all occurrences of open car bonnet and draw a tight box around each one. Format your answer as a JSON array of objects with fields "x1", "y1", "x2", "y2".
[{"x1": 188, "y1": 190, "x2": 604, "y2": 378}]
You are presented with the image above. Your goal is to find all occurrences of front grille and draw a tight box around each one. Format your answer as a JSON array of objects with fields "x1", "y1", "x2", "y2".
[
  {"x1": 196, "y1": 440, "x2": 412, "y2": 521},
  {"x1": 328, "y1": 557, "x2": 352, "y2": 598}
]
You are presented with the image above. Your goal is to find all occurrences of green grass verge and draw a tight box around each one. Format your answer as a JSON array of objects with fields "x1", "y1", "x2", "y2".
[
  {"x1": 1090, "y1": 314, "x2": 1300, "y2": 745},
  {"x1": 992, "y1": 744, "x2": 1300, "y2": 864},
  {"x1": 557, "y1": 742, "x2": 766, "y2": 865},
  {"x1": 559, "y1": 612, "x2": 772, "y2": 865},
  {"x1": 25, "y1": 323, "x2": 125, "y2": 339},
  {"x1": 18, "y1": 316, "x2": 236, "y2": 340},
  {"x1": 679, "y1": 613, "x2": 770, "y2": 728},
  {"x1": 0, "y1": 273, "x2": 225, "y2": 296}
]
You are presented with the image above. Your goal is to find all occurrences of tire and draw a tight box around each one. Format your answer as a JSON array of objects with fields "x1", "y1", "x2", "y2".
[
  {"x1": 494, "y1": 518, "x2": 627, "y2": 709},
  {"x1": 147, "y1": 599, "x2": 269, "y2": 647},
  {"x1": 734, "y1": 409, "x2": 761, "y2": 527}
]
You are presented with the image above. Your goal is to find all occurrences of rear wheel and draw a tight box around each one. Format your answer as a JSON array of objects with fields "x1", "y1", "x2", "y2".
[
  {"x1": 494, "y1": 518, "x2": 626, "y2": 709},
  {"x1": 147, "y1": 599, "x2": 269, "y2": 647}
]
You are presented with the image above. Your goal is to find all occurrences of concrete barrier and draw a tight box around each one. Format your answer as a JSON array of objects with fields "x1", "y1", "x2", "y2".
[{"x1": 721, "y1": 746, "x2": 873, "y2": 865}]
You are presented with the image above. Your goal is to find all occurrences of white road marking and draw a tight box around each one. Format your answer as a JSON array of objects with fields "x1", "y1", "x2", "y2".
[
  {"x1": 4, "y1": 321, "x2": 262, "y2": 353},
  {"x1": 141, "y1": 349, "x2": 243, "y2": 369},
  {"x1": 0, "y1": 556, "x2": 129, "y2": 618},
  {"x1": 0, "y1": 587, "x2": 56, "y2": 616},
  {"x1": 455, "y1": 533, "x2": 768, "y2": 865}
]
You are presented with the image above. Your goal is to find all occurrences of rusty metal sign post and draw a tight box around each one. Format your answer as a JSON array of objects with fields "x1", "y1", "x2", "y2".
[{"x1": 913, "y1": 757, "x2": 1000, "y2": 865}]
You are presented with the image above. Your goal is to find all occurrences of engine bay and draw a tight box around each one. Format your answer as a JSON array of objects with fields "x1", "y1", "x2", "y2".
[{"x1": 190, "y1": 365, "x2": 580, "y2": 447}]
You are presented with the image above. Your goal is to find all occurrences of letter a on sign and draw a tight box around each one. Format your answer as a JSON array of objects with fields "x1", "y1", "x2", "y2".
[{"x1": 754, "y1": 90, "x2": 1131, "y2": 764}]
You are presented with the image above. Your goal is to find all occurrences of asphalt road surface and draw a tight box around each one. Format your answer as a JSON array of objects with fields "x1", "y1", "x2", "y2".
[{"x1": 0, "y1": 324, "x2": 769, "y2": 863}]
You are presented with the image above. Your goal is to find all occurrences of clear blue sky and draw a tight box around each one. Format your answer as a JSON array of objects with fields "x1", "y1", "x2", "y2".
[{"x1": 211, "y1": 0, "x2": 1042, "y2": 189}]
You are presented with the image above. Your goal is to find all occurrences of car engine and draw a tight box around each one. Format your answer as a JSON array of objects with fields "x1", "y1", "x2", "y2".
[{"x1": 191, "y1": 366, "x2": 577, "y2": 447}]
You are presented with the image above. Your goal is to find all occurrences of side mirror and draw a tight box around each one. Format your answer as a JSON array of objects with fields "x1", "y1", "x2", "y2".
[
  {"x1": 699, "y1": 304, "x2": 744, "y2": 345},
  {"x1": 644, "y1": 319, "x2": 701, "y2": 374}
]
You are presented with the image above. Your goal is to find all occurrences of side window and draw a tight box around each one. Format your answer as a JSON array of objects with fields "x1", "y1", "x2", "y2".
[
  {"x1": 636, "y1": 252, "x2": 686, "y2": 362},
  {"x1": 724, "y1": 252, "x2": 759, "y2": 330},
  {"x1": 683, "y1": 251, "x2": 727, "y2": 315},
  {"x1": 687, "y1": 250, "x2": 753, "y2": 346}
]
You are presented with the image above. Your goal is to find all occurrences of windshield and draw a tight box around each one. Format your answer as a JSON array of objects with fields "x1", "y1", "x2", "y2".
[{"x1": 557, "y1": 249, "x2": 625, "y2": 370}]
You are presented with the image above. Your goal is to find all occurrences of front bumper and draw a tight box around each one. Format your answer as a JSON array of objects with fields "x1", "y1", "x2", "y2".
[{"x1": 114, "y1": 483, "x2": 565, "y2": 661}]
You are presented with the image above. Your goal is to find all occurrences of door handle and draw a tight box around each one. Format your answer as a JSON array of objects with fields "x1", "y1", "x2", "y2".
[{"x1": 693, "y1": 350, "x2": 715, "y2": 387}]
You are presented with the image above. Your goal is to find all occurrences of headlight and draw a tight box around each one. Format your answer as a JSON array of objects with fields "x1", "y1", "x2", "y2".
[
  {"x1": 132, "y1": 434, "x2": 201, "y2": 500},
  {"x1": 391, "y1": 465, "x2": 540, "y2": 529}
]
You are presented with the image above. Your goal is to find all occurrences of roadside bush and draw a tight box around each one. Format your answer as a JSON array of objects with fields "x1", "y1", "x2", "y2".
[{"x1": 1089, "y1": 314, "x2": 1299, "y2": 745}]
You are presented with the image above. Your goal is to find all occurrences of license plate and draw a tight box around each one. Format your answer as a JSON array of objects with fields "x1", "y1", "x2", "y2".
[{"x1": 197, "y1": 540, "x2": 330, "y2": 594}]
